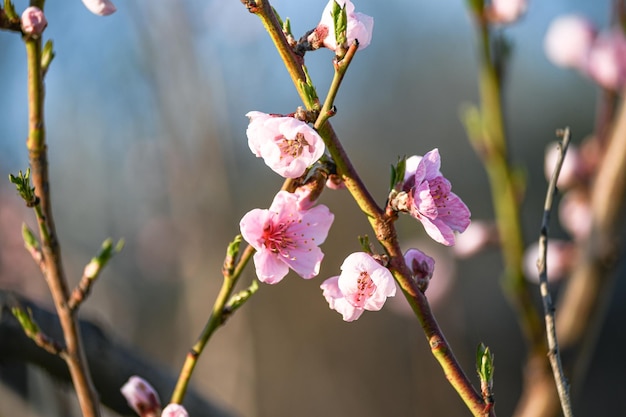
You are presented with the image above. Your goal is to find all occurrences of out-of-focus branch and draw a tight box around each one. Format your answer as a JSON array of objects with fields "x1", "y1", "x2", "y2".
[
  {"x1": 536, "y1": 128, "x2": 573, "y2": 417},
  {"x1": 465, "y1": 5, "x2": 544, "y2": 350},
  {"x1": 0, "y1": 290, "x2": 236, "y2": 417},
  {"x1": 514, "y1": 94, "x2": 626, "y2": 417}
]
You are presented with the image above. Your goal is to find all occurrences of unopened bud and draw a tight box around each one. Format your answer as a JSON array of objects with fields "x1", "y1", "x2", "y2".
[
  {"x1": 81, "y1": 0, "x2": 117, "y2": 16},
  {"x1": 161, "y1": 404, "x2": 189, "y2": 417},
  {"x1": 121, "y1": 376, "x2": 161, "y2": 417},
  {"x1": 21, "y1": 7, "x2": 47, "y2": 38}
]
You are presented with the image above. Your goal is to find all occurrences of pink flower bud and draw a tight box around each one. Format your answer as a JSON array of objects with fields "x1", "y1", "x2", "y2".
[
  {"x1": 81, "y1": 0, "x2": 117, "y2": 16},
  {"x1": 325, "y1": 174, "x2": 346, "y2": 190},
  {"x1": 21, "y1": 7, "x2": 47, "y2": 38},
  {"x1": 404, "y1": 248, "x2": 435, "y2": 291},
  {"x1": 486, "y1": 0, "x2": 527, "y2": 24},
  {"x1": 121, "y1": 376, "x2": 161, "y2": 417},
  {"x1": 585, "y1": 29, "x2": 626, "y2": 91},
  {"x1": 312, "y1": 0, "x2": 374, "y2": 52},
  {"x1": 161, "y1": 404, "x2": 189, "y2": 417},
  {"x1": 544, "y1": 15, "x2": 596, "y2": 69}
]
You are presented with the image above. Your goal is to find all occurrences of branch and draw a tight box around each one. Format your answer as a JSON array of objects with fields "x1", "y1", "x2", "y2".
[
  {"x1": 536, "y1": 128, "x2": 574, "y2": 417},
  {"x1": 0, "y1": 290, "x2": 236, "y2": 417},
  {"x1": 244, "y1": 2, "x2": 492, "y2": 416},
  {"x1": 23, "y1": 17, "x2": 101, "y2": 417}
]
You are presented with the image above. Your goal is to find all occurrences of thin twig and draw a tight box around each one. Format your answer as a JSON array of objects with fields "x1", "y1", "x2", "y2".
[
  {"x1": 536, "y1": 127, "x2": 574, "y2": 417},
  {"x1": 170, "y1": 242, "x2": 256, "y2": 404}
]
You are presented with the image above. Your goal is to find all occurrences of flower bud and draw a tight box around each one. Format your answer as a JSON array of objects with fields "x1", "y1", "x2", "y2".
[
  {"x1": 121, "y1": 376, "x2": 161, "y2": 417},
  {"x1": 404, "y1": 248, "x2": 435, "y2": 292},
  {"x1": 81, "y1": 0, "x2": 117, "y2": 16},
  {"x1": 486, "y1": 0, "x2": 527, "y2": 24},
  {"x1": 21, "y1": 7, "x2": 47, "y2": 38},
  {"x1": 162, "y1": 404, "x2": 189, "y2": 417}
]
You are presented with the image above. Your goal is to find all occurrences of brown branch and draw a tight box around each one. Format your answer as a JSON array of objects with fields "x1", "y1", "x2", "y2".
[
  {"x1": 24, "y1": 25, "x2": 101, "y2": 417},
  {"x1": 0, "y1": 290, "x2": 236, "y2": 417}
]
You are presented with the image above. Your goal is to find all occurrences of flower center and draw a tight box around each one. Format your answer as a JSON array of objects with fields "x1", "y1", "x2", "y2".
[
  {"x1": 277, "y1": 132, "x2": 310, "y2": 159},
  {"x1": 261, "y1": 219, "x2": 297, "y2": 258},
  {"x1": 349, "y1": 271, "x2": 377, "y2": 307},
  {"x1": 428, "y1": 177, "x2": 452, "y2": 213}
]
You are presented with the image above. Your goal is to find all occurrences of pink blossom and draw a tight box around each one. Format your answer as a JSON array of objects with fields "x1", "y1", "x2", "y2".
[
  {"x1": 487, "y1": 0, "x2": 527, "y2": 24},
  {"x1": 21, "y1": 7, "x2": 47, "y2": 37},
  {"x1": 523, "y1": 240, "x2": 575, "y2": 284},
  {"x1": 559, "y1": 190, "x2": 591, "y2": 241},
  {"x1": 240, "y1": 191, "x2": 334, "y2": 284},
  {"x1": 404, "y1": 248, "x2": 435, "y2": 291},
  {"x1": 161, "y1": 404, "x2": 188, "y2": 417},
  {"x1": 320, "y1": 252, "x2": 396, "y2": 322},
  {"x1": 314, "y1": 0, "x2": 373, "y2": 52},
  {"x1": 586, "y1": 29, "x2": 626, "y2": 90},
  {"x1": 453, "y1": 220, "x2": 498, "y2": 258},
  {"x1": 544, "y1": 15, "x2": 596, "y2": 69},
  {"x1": 544, "y1": 141, "x2": 581, "y2": 189},
  {"x1": 403, "y1": 149, "x2": 471, "y2": 246},
  {"x1": 81, "y1": 0, "x2": 117, "y2": 15},
  {"x1": 246, "y1": 111, "x2": 325, "y2": 179},
  {"x1": 120, "y1": 376, "x2": 161, "y2": 417}
]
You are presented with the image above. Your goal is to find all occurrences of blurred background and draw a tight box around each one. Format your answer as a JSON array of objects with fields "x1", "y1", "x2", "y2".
[{"x1": 1, "y1": 0, "x2": 624, "y2": 416}]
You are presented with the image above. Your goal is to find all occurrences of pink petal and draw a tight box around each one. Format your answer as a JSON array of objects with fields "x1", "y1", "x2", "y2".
[
  {"x1": 320, "y1": 276, "x2": 364, "y2": 322},
  {"x1": 435, "y1": 191, "x2": 471, "y2": 232},
  {"x1": 419, "y1": 216, "x2": 455, "y2": 246},
  {"x1": 239, "y1": 209, "x2": 272, "y2": 250},
  {"x1": 253, "y1": 250, "x2": 290, "y2": 284},
  {"x1": 419, "y1": 149, "x2": 442, "y2": 180},
  {"x1": 413, "y1": 182, "x2": 438, "y2": 220},
  {"x1": 81, "y1": 0, "x2": 116, "y2": 16}
]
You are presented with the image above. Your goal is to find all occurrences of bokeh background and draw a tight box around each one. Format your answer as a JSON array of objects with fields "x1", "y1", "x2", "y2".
[{"x1": 1, "y1": 0, "x2": 624, "y2": 416}]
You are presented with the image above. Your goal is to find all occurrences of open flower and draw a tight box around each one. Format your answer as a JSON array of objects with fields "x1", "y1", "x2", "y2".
[
  {"x1": 320, "y1": 252, "x2": 396, "y2": 322},
  {"x1": 311, "y1": 0, "x2": 374, "y2": 52},
  {"x1": 402, "y1": 149, "x2": 470, "y2": 246},
  {"x1": 240, "y1": 191, "x2": 334, "y2": 284},
  {"x1": 120, "y1": 376, "x2": 161, "y2": 417},
  {"x1": 246, "y1": 111, "x2": 325, "y2": 178}
]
